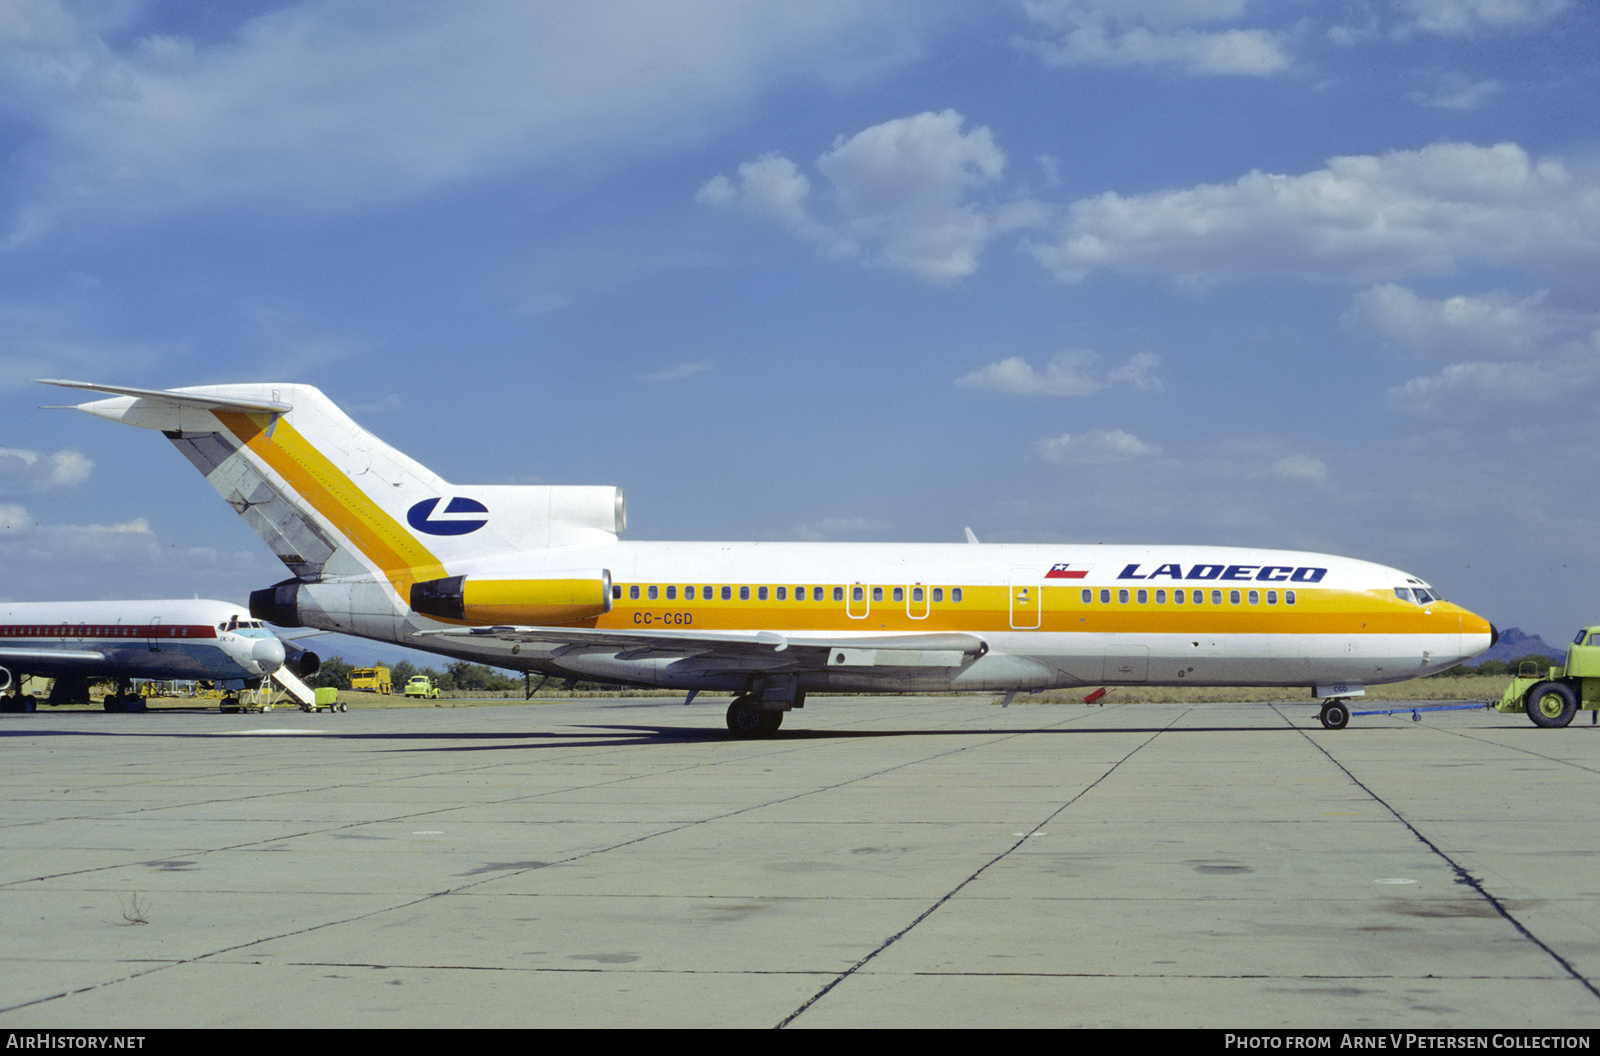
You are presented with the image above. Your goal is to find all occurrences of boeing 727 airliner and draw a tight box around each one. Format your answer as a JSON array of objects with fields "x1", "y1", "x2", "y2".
[
  {"x1": 41, "y1": 380, "x2": 1496, "y2": 733},
  {"x1": 0, "y1": 598, "x2": 313, "y2": 710}
]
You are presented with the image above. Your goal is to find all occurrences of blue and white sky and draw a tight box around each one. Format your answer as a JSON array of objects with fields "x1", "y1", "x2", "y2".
[{"x1": 2, "y1": 0, "x2": 1597, "y2": 657}]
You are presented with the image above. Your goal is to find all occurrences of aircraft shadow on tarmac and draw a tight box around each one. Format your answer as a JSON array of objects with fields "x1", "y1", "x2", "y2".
[{"x1": 0, "y1": 720, "x2": 1405, "y2": 752}]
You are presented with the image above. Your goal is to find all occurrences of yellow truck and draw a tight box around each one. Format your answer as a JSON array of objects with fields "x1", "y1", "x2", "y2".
[
  {"x1": 350, "y1": 666, "x2": 393, "y2": 694},
  {"x1": 1496, "y1": 627, "x2": 1600, "y2": 728}
]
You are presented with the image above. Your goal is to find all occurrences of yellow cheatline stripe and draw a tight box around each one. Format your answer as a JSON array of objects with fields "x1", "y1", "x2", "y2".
[
  {"x1": 214, "y1": 411, "x2": 446, "y2": 593},
  {"x1": 594, "y1": 585, "x2": 1487, "y2": 636}
]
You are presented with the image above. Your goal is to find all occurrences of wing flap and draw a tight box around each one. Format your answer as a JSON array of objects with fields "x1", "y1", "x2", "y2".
[{"x1": 424, "y1": 625, "x2": 986, "y2": 671}]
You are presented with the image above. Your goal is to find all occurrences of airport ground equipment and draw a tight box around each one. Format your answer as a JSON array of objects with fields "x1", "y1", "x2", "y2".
[
  {"x1": 350, "y1": 665, "x2": 392, "y2": 694},
  {"x1": 1350, "y1": 701, "x2": 1491, "y2": 723},
  {"x1": 218, "y1": 665, "x2": 322, "y2": 713},
  {"x1": 1495, "y1": 626, "x2": 1600, "y2": 728},
  {"x1": 404, "y1": 674, "x2": 440, "y2": 699}
]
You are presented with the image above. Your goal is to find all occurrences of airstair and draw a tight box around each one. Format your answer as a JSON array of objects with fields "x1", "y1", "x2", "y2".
[
  {"x1": 235, "y1": 665, "x2": 339, "y2": 712},
  {"x1": 271, "y1": 666, "x2": 316, "y2": 708}
]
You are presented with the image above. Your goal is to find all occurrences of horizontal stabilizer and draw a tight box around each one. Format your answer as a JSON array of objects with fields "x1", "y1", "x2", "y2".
[{"x1": 37, "y1": 379, "x2": 293, "y2": 416}]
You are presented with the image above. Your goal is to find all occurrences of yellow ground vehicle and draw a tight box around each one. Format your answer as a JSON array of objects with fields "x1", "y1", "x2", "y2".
[
  {"x1": 403, "y1": 674, "x2": 440, "y2": 699},
  {"x1": 1496, "y1": 627, "x2": 1600, "y2": 728},
  {"x1": 350, "y1": 666, "x2": 392, "y2": 694}
]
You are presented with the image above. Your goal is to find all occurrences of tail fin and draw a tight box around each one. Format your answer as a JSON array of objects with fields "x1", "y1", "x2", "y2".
[{"x1": 40, "y1": 381, "x2": 625, "y2": 600}]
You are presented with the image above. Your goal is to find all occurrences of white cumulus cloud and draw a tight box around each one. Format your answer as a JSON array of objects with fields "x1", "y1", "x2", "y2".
[
  {"x1": 1344, "y1": 283, "x2": 1555, "y2": 356},
  {"x1": 1408, "y1": 73, "x2": 1503, "y2": 110},
  {"x1": 1386, "y1": 327, "x2": 1600, "y2": 412},
  {"x1": 1398, "y1": 0, "x2": 1569, "y2": 37},
  {"x1": 0, "y1": 446, "x2": 93, "y2": 490},
  {"x1": 0, "y1": 0, "x2": 917, "y2": 242},
  {"x1": 956, "y1": 350, "x2": 1162, "y2": 395},
  {"x1": 1271, "y1": 455, "x2": 1328, "y2": 482},
  {"x1": 1017, "y1": 0, "x2": 1292, "y2": 76},
  {"x1": 1345, "y1": 283, "x2": 1600, "y2": 413},
  {"x1": 699, "y1": 110, "x2": 1045, "y2": 282},
  {"x1": 1031, "y1": 142, "x2": 1600, "y2": 286},
  {"x1": 1034, "y1": 429, "x2": 1162, "y2": 464}
]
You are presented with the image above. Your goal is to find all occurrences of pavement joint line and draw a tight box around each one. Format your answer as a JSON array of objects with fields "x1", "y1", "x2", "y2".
[
  {"x1": 774, "y1": 707, "x2": 1189, "y2": 1029},
  {"x1": 1422, "y1": 724, "x2": 1600, "y2": 778},
  {"x1": 1277, "y1": 703, "x2": 1600, "y2": 1004},
  {"x1": 12, "y1": 699, "x2": 1585, "y2": 1026},
  {"x1": 4, "y1": 704, "x2": 1110, "y2": 1017},
  {"x1": 5, "y1": 712, "x2": 1022, "y2": 887}
]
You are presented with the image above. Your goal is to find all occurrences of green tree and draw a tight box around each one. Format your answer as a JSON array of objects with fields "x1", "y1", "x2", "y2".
[
  {"x1": 1508, "y1": 654, "x2": 1557, "y2": 675},
  {"x1": 309, "y1": 656, "x2": 354, "y2": 690},
  {"x1": 445, "y1": 661, "x2": 518, "y2": 693}
]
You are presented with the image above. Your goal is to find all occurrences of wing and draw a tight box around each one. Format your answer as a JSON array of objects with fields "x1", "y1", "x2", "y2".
[
  {"x1": 0, "y1": 646, "x2": 111, "y2": 675},
  {"x1": 422, "y1": 625, "x2": 987, "y2": 674}
]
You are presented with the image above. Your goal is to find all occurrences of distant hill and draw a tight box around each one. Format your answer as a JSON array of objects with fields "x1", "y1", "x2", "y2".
[{"x1": 1469, "y1": 626, "x2": 1567, "y2": 666}]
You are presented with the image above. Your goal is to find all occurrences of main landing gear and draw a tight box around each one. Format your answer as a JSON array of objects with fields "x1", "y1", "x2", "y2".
[{"x1": 726, "y1": 695, "x2": 783, "y2": 737}]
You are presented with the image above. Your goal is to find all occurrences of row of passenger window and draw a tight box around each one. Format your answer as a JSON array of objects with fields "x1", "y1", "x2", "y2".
[
  {"x1": 1083, "y1": 588, "x2": 1297, "y2": 606},
  {"x1": 0, "y1": 625, "x2": 203, "y2": 637},
  {"x1": 616, "y1": 584, "x2": 966, "y2": 603}
]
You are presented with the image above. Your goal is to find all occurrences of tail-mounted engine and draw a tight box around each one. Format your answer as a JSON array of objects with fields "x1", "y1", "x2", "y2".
[{"x1": 409, "y1": 572, "x2": 612, "y2": 625}]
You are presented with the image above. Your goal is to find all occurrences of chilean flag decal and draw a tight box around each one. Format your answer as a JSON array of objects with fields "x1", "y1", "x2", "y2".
[{"x1": 1045, "y1": 563, "x2": 1090, "y2": 579}]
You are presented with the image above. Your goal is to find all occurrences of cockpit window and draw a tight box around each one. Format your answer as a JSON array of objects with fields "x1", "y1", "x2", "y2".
[
  {"x1": 1586, "y1": 633, "x2": 1600, "y2": 647},
  {"x1": 1394, "y1": 588, "x2": 1413, "y2": 603}
]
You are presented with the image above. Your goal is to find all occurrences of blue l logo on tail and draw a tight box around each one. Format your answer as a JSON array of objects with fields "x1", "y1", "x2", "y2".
[{"x1": 407, "y1": 497, "x2": 489, "y2": 536}]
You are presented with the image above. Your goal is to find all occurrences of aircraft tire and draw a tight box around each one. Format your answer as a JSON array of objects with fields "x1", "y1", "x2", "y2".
[
  {"x1": 726, "y1": 696, "x2": 783, "y2": 737},
  {"x1": 1319, "y1": 701, "x2": 1350, "y2": 730},
  {"x1": 1526, "y1": 682, "x2": 1577, "y2": 729}
]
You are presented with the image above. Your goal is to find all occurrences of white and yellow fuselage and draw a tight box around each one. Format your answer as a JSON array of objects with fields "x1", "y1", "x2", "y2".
[
  {"x1": 45, "y1": 380, "x2": 1496, "y2": 705},
  {"x1": 383, "y1": 540, "x2": 1491, "y2": 693}
]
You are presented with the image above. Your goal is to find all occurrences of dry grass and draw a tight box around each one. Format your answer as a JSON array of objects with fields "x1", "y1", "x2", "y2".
[{"x1": 116, "y1": 892, "x2": 149, "y2": 925}]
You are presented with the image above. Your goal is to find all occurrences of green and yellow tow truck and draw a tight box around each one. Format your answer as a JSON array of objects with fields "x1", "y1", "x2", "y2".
[{"x1": 1496, "y1": 626, "x2": 1600, "y2": 728}]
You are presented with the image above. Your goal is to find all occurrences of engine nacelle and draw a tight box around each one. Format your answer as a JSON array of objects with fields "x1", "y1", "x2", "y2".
[
  {"x1": 410, "y1": 572, "x2": 612, "y2": 625},
  {"x1": 284, "y1": 643, "x2": 321, "y2": 679},
  {"x1": 251, "y1": 579, "x2": 306, "y2": 627}
]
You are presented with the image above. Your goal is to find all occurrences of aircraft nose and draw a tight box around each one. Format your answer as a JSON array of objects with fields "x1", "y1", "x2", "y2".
[{"x1": 252, "y1": 636, "x2": 286, "y2": 674}]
